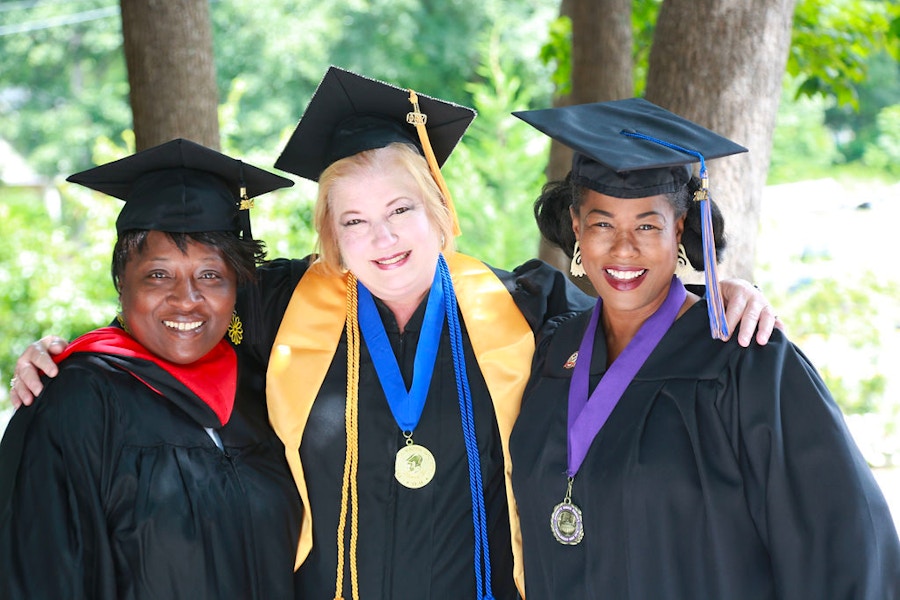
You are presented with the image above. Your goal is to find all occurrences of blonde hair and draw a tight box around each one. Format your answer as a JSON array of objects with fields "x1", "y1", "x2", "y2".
[{"x1": 314, "y1": 143, "x2": 456, "y2": 275}]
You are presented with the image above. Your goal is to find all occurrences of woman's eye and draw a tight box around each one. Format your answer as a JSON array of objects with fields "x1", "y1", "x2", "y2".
[
  {"x1": 343, "y1": 218, "x2": 363, "y2": 227},
  {"x1": 148, "y1": 271, "x2": 167, "y2": 279},
  {"x1": 393, "y1": 205, "x2": 411, "y2": 215},
  {"x1": 199, "y1": 272, "x2": 220, "y2": 280}
]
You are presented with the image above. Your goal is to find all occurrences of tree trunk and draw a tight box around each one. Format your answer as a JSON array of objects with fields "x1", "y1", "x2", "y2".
[
  {"x1": 120, "y1": 0, "x2": 220, "y2": 151},
  {"x1": 646, "y1": 0, "x2": 797, "y2": 281},
  {"x1": 540, "y1": 0, "x2": 633, "y2": 290}
]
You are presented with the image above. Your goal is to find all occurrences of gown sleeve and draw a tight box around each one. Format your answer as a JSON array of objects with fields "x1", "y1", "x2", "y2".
[
  {"x1": 502, "y1": 258, "x2": 595, "y2": 332},
  {"x1": 729, "y1": 337, "x2": 900, "y2": 598},
  {"x1": 234, "y1": 256, "x2": 312, "y2": 411},
  {"x1": 0, "y1": 364, "x2": 120, "y2": 599}
]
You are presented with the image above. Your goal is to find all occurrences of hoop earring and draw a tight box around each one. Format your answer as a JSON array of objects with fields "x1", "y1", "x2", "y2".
[
  {"x1": 227, "y1": 310, "x2": 243, "y2": 345},
  {"x1": 570, "y1": 241, "x2": 586, "y2": 277}
]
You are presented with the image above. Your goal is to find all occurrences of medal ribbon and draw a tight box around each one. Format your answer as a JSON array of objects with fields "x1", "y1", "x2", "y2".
[
  {"x1": 357, "y1": 264, "x2": 445, "y2": 434},
  {"x1": 567, "y1": 276, "x2": 686, "y2": 477}
]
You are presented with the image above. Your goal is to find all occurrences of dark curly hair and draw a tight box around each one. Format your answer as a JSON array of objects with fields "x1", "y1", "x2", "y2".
[
  {"x1": 533, "y1": 173, "x2": 726, "y2": 271},
  {"x1": 111, "y1": 230, "x2": 267, "y2": 293}
]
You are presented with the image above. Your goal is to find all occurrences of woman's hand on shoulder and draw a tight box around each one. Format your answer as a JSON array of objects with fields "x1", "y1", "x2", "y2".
[
  {"x1": 719, "y1": 278, "x2": 784, "y2": 347},
  {"x1": 9, "y1": 336, "x2": 69, "y2": 408}
]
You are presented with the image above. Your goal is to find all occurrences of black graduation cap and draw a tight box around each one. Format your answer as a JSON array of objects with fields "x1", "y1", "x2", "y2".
[
  {"x1": 514, "y1": 97, "x2": 747, "y2": 341},
  {"x1": 67, "y1": 138, "x2": 293, "y2": 237},
  {"x1": 274, "y1": 66, "x2": 476, "y2": 182},
  {"x1": 512, "y1": 97, "x2": 747, "y2": 198}
]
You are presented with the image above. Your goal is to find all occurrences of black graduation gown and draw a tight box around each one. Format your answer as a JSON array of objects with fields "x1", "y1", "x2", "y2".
[
  {"x1": 509, "y1": 301, "x2": 900, "y2": 599},
  {"x1": 0, "y1": 353, "x2": 302, "y2": 600},
  {"x1": 238, "y1": 256, "x2": 592, "y2": 599}
]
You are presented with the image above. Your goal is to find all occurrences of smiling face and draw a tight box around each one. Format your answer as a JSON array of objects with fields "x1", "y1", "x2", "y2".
[
  {"x1": 572, "y1": 189, "x2": 684, "y2": 320},
  {"x1": 329, "y1": 165, "x2": 443, "y2": 309},
  {"x1": 118, "y1": 230, "x2": 237, "y2": 365}
]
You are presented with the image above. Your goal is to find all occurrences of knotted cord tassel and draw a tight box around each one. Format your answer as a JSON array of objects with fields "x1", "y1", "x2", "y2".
[
  {"x1": 696, "y1": 168, "x2": 729, "y2": 340},
  {"x1": 407, "y1": 90, "x2": 462, "y2": 237},
  {"x1": 439, "y1": 255, "x2": 495, "y2": 599},
  {"x1": 335, "y1": 273, "x2": 361, "y2": 600}
]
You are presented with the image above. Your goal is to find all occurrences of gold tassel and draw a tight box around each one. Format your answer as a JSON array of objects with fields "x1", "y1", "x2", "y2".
[
  {"x1": 407, "y1": 90, "x2": 462, "y2": 237},
  {"x1": 334, "y1": 273, "x2": 360, "y2": 600}
]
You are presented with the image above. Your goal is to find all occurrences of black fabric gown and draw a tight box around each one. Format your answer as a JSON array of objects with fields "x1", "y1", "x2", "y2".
[
  {"x1": 238, "y1": 256, "x2": 592, "y2": 600},
  {"x1": 510, "y1": 300, "x2": 900, "y2": 600},
  {"x1": 0, "y1": 352, "x2": 303, "y2": 600}
]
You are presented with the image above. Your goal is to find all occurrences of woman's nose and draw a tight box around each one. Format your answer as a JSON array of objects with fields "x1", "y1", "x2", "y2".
[
  {"x1": 169, "y1": 278, "x2": 202, "y2": 306},
  {"x1": 371, "y1": 220, "x2": 397, "y2": 246},
  {"x1": 610, "y1": 231, "x2": 638, "y2": 257}
]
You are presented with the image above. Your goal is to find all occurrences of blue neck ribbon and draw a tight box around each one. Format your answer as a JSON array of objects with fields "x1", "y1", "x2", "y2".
[
  {"x1": 357, "y1": 264, "x2": 445, "y2": 433},
  {"x1": 357, "y1": 254, "x2": 495, "y2": 600}
]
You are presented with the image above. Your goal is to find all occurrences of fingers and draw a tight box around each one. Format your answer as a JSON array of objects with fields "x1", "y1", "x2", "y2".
[
  {"x1": 9, "y1": 336, "x2": 69, "y2": 407},
  {"x1": 9, "y1": 376, "x2": 23, "y2": 410},
  {"x1": 761, "y1": 313, "x2": 786, "y2": 344},
  {"x1": 749, "y1": 304, "x2": 780, "y2": 346},
  {"x1": 719, "y1": 278, "x2": 780, "y2": 348},
  {"x1": 729, "y1": 289, "x2": 778, "y2": 347},
  {"x1": 719, "y1": 279, "x2": 753, "y2": 346}
]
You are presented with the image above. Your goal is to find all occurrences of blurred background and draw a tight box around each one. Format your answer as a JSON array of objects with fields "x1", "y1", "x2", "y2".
[{"x1": 1, "y1": 0, "x2": 898, "y2": 517}]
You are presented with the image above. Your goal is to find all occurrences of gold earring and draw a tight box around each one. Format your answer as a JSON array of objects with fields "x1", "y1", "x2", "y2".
[
  {"x1": 227, "y1": 310, "x2": 243, "y2": 345},
  {"x1": 116, "y1": 302, "x2": 130, "y2": 333},
  {"x1": 570, "y1": 241, "x2": 586, "y2": 277}
]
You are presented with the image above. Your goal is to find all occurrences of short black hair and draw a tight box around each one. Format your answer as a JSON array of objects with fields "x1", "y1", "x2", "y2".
[{"x1": 111, "y1": 230, "x2": 267, "y2": 293}]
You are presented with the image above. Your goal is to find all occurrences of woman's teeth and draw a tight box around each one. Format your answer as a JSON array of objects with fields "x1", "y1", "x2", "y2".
[
  {"x1": 376, "y1": 251, "x2": 409, "y2": 266},
  {"x1": 605, "y1": 269, "x2": 646, "y2": 280},
  {"x1": 164, "y1": 321, "x2": 203, "y2": 331}
]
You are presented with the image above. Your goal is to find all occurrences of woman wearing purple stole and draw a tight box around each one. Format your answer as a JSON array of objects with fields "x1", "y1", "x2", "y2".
[{"x1": 509, "y1": 98, "x2": 900, "y2": 599}]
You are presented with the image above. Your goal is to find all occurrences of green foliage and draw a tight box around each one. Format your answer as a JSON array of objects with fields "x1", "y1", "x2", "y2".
[
  {"x1": 632, "y1": 0, "x2": 663, "y2": 96},
  {"x1": 0, "y1": 184, "x2": 118, "y2": 405},
  {"x1": 768, "y1": 77, "x2": 841, "y2": 183},
  {"x1": 823, "y1": 50, "x2": 900, "y2": 163},
  {"x1": 447, "y1": 23, "x2": 552, "y2": 269},
  {"x1": 211, "y1": 0, "x2": 339, "y2": 156},
  {"x1": 539, "y1": 16, "x2": 572, "y2": 96},
  {"x1": 862, "y1": 104, "x2": 900, "y2": 174},
  {"x1": 0, "y1": 0, "x2": 129, "y2": 176},
  {"x1": 756, "y1": 267, "x2": 899, "y2": 417},
  {"x1": 789, "y1": 0, "x2": 899, "y2": 109}
]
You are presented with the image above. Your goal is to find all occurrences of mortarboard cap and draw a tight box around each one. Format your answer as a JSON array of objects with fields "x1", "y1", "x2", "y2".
[
  {"x1": 274, "y1": 66, "x2": 475, "y2": 182},
  {"x1": 514, "y1": 97, "x2": 747, "y2": 341},
  {"x1": 513, "y1": 97, "x2": 747, "y2": 198},
  {"x1": 67, "y1": 138, "x2": 293, "y2": 237}
]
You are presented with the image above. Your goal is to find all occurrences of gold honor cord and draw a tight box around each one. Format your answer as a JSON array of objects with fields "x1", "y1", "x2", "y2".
[
  {"x1": 407, "y1": 90, "x2": 462, "y2": 237},
  {"x1": 334, "y1": 274, "x2": 361, "y2": 600}
]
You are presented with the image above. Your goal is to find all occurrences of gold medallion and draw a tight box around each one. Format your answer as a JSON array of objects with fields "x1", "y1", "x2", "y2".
[{"x1": 394, "y1": 443, "x2": 436, "y2": 489}]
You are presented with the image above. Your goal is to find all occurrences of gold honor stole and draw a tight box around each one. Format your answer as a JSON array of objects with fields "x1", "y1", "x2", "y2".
[{"x1": 266, "y1": 252, "x2": 534, "y2": 596}]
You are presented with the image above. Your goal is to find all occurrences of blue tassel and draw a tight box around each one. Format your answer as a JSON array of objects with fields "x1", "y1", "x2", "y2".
[
  {"x1": 698, "y1": 169, "x2": 729, "y2": 340},
  {"x1": 620, "y1": 130, "x2": 729, "y2": 340},
  {"x1": 439, "y1": 255, "x2": 495, "y2": 600}
]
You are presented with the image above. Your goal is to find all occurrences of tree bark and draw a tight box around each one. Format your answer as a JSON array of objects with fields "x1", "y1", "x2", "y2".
[
  {"x1": 120, "y1": 0, "x2": 220, "y2": 151},
  {"x1": 646, "y1": 0, "x2": 797, "y2": 281},
  {"x1": 540, "y1": 0, "x2": 633, "y2": 289}
]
